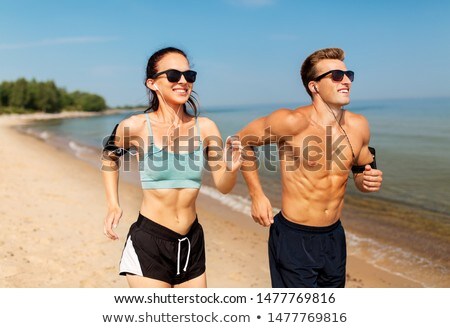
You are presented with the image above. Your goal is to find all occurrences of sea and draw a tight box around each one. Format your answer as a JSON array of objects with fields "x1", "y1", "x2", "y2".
[{"x1": 20, "y1": 97, "x2": 450, "y2": 287}]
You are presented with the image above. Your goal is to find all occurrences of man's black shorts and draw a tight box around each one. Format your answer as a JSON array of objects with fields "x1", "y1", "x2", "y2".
[{"x1": 269, "y1": 211, "x2": 346, "y2": 288}]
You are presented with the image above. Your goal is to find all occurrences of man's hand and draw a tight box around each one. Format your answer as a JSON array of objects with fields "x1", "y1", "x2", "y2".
[
  {"x1": 251, "y1": 193, "x2": 274, "y2": 227},
  {"x1": 361, "y1": 165, "x2": 383, "y2": 192}
]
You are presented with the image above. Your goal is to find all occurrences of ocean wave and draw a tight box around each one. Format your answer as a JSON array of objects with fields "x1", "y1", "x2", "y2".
[
  {"x1": 68, "y1": 141, "x2": 95, "y2": 157},
  {"x1": 346, "y1": 232, "x2": 449, "y2": 287},
  {"x1": 22, "y1": 127, "x2": 51, "y2": 140},
  {"x1": 38, "y1": 130, "x2": 50, "y2": 140}
]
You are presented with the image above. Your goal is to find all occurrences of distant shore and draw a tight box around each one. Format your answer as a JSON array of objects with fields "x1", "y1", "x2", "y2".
[
  {"x1": 1, "y1": 108, "x2": 139, "y2": 121},
  {"x1": 0, "y1": 113, "x2": 430, "y2": 287}
]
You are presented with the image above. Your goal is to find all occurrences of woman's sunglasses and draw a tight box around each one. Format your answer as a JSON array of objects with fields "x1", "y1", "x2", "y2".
[
  {"x1": 152, "y1": 69, "x2": 197, "y2": 83},
  {"x1": 314, "y1": 70, "x2": 354, "y2": 82}
]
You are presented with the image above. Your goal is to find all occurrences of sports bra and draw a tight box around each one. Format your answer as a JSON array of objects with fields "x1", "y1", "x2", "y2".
[{"x1": 139, "y1": 113, "x2": 204, "y2": 189}]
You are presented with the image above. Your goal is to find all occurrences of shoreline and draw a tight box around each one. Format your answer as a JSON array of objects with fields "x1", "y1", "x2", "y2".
[
  {"x1": 1, "y1": 108, "x2": 137, "y2": 121},
  {"x1": 0, "y1": 113, "x2": 428, "y2": 287}
]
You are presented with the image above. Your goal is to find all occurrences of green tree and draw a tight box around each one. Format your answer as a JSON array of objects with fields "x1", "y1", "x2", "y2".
[
  {"x1": 59, "y1": 87, "x2": 76, "y2": 110},
  {"x1": 0, "y1": 78, "x2": 107, "y2": 113},
  {"x1": 26, "y1": 79, "x2": 40, "y2": 111},
  {"x1": 35, "y1": 81, "x2": 62, "y2": 113},
  {"x1": 9, "y1": 78, "x2": 29, "y2": 109},
  {"x1": 0, "y1": 81, "x2": 12, "y2": 106},
  {"x1": 71, "y1": 91, "x2": 106, "y2": 112}
]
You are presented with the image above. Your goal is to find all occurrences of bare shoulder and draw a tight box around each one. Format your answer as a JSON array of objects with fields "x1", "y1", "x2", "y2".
[
  {"x1": 266, "y1": 106, "x2": 308, "y2": 136},
  {"x1": 117, "y1": 113, "x2": 147, "y2": 136},
  {"x1": 197, "y1": 116, "x2": 219, "y2": 134},
  {"x1": 197, "y1": 116, "x2": 216, "y2": 127},
  {"x1": 345, "y1": 111, "x2": 370, "y2": 130},
  {"x1": 346, "y1": 110, "x2": 368, "y2": 123},
  {"x1": 196, "y1": 116, "x2": 222, "y2": 148},
  {"x1": 345, "y1": 110, "x2": 370, "y2": 142}
]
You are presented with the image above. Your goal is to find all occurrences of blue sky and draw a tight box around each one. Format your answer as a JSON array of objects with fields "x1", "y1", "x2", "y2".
[{"x1": 1, "y1": 0, "x2": 449, "y2": 108}]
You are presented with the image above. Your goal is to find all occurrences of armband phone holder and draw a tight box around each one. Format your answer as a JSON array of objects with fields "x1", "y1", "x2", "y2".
[{"x1": 351, "y1": 147, "x2": 376, "y2": 173}]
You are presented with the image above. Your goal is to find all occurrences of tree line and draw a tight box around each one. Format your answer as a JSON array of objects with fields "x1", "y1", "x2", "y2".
[{"x1": 0, "y1": 78, "x2": 107, "y2": 114}]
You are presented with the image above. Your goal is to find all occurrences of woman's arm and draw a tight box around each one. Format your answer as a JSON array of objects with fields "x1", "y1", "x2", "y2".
[
  {"x1": 102, "y1": 153, "x2": 122, "y2": 240},
  {"x1": 101, "y1": 119, "x2": 136, "y2": 240},
  {"x1": 201, "y1": 117, "x2": 241, "y2": 194}
]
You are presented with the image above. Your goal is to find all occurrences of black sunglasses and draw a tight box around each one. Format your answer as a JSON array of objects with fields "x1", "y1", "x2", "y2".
[
  {"x1": 314, "y1": 70, "x2": 354, "y2": 82},
  {"x1": 152, "y1": 69, "x2": 197, "y2": 83}
]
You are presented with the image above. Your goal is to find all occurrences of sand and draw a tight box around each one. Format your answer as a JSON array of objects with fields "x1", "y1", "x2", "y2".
[{"x1": 0, "y1": 113, "x2": 422, "y2": 288}]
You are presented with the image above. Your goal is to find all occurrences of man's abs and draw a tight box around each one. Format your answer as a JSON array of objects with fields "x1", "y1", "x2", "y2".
[{"x1": 280, "y1": 170, "x2": 348, "y2": 226}]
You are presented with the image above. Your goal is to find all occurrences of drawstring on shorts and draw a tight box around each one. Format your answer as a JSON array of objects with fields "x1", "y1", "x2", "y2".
[{"x1": 177, "y1": 237, "x2": 191, "y2": 275}]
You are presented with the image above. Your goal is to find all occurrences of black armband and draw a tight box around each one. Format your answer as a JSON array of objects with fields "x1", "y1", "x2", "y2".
[
  {"x1": 102, "y1": 124, "x2": 128, "y2": 158},
  {"x1": 351, "y1": 147, "x2": 377, "y2": 174}
]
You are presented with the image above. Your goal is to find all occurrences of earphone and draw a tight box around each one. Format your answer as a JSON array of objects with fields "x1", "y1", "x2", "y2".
[
  {"x1": 154, "y1": 83, "x2": 159, "y2": 91},
  {"x1": 313, "y1": 85, "x2": 319, "y2": 93}
]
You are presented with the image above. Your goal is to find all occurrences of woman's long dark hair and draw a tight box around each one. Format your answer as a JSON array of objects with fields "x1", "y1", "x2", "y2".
[{"x1": 144, "y1": 47, "x2": 199, "y2": 117}]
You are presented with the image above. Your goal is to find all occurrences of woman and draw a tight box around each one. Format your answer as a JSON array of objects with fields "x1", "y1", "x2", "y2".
[{"x1": 101, "y1": 47, "x2": 241, "y2": 287}]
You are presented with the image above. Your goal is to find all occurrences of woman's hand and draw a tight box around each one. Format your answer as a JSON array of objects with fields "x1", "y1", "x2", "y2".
[
  {"x1": 225, "y1": 135, "x2": 242, "y2": 172},
  {"x1": 103, "y1": 206, "x2": 123, "y2": 240}
]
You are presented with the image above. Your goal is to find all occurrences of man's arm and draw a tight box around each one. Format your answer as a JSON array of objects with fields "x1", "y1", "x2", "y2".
[
  {"x1": 237, "y1": 109, "x2": 302, "y2": 226},
  {"x1": 352, "y1": 116, "x2": 383, "y2": 192},
  {"x1": 237, "y1": 116, "x2": 273, "y2": 226}
]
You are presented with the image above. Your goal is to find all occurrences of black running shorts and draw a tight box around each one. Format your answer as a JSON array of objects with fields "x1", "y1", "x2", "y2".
[
  {"x1": 269, "y1": 211, "x2": 346, "y2": 288},
  {"x1": 119, "y1": 213, "x2": 206, "y2": 285}
]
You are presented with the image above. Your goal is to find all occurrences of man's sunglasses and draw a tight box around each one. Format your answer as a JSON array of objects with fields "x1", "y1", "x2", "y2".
[
  {"x1": 152, "y1": 69, "x2": 197, "y2": 83},
  {"x1": 314, "y1": 70, "x2": 354, "y2": 82}
]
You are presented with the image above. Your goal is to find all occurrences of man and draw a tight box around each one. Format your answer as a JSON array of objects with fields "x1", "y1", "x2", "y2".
[{"x1": 237, "y1": 48, "x2": 383, "y2": 288}]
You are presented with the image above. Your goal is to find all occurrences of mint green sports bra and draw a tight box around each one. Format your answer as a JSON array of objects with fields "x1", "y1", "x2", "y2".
[{"x1": 139, "y1": 113, "x2": 203, "y2": 189}]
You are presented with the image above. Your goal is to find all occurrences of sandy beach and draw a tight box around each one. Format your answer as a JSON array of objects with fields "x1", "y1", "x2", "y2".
[{"x1": 0, "y1": 113, "x2": 422, "y2": 288}]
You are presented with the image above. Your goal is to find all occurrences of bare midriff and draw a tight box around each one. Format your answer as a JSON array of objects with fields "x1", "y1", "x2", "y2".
[{"x1": 140, "y1": 188, "x2": 199, "y2": 235}]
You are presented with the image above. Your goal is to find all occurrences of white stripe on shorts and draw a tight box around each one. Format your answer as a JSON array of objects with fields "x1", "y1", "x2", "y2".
[{"x1": 119, "y1": 236, "x2": 143, "y2": 276}]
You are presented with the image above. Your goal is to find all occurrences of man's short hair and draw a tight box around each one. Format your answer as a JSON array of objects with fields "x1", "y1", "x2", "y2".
[{"x1": 300, "y1": 48, "x2": 345, "y2": 98}]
